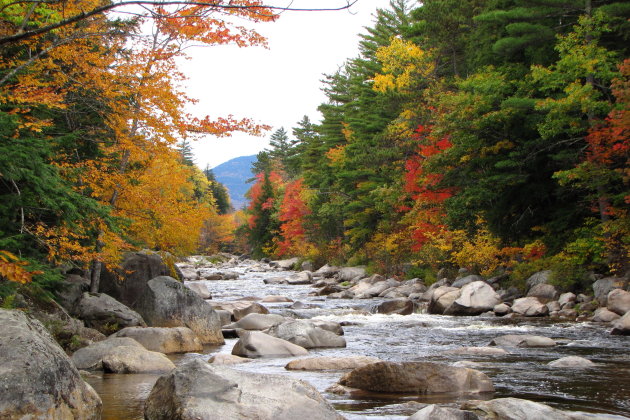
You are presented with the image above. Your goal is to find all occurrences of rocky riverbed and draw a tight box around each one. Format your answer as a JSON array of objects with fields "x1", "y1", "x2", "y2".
[{"x1": 2, "y1": 252, "x2": 629, "y2": 419}]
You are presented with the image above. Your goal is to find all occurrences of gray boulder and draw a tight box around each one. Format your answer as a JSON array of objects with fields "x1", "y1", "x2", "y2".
[
  {"x1": 493, "y1": 303, "x2": 511, "y2": 316},
  {"x1": 558, "y1": 292, "x2": 577, "y2": 307},
  {"x1": 102, "y1": 346, "x2": 175, "y2": 373},
  {"x1": 511, "y1": 297, "x2": 549, "y2": 317},
  {"x1": 71, "y1": 336, "x2": 146, "y2": 370},
  {"x1": 208, "y1": 354, "x2": 251, "y2": 365},
  {"x1": 611, "y1": 312, "x2": 630, "y2": 335},
  {"x1": 271, "y1": 257, "x2": 299, "y2": 270},
  {"x1": 547, "y1": 356, "x2": 594, "y2": 368},
  {"x1": 525, "y1": 270, "x2": 552, "y2": 289},
  {"x1": 444, "y1": 281, "x2": 501, "y2": 316},
  {"x1": 593, "y1": 277, "x2": 626, "y2": 305},
  {"x1": 451, "y1": 275, "x2": 484, "y2": 288},
  {"x1": 144, "y1": 359, "x2": 344, "y2": 420},
  {"x1": 338, "y1": 361, "x2": 494, "y2": 394},
  {"x1": 546, "y1": 301, "x2": 561, "y2": 312},
  {"x1": 607, "y1": 289, "x2": 630, "y2": 315},
  {"x1": 225, "y1": 313, "x2": 286, "y2": 330},
  {"x1": 314, "y1": 264, "x2": 340, "y2": 278},
  {"x1": 134, "y1": 276, "x2": 224, "y2": 344},
  {"x1": 592, "y1": 307, "x2": 621, "y2": 323},
  {"x1": 114, "y1": 327, "x2": 202, "y2": 353},
  {"x1": 285, "y1": 356, "x2": 381, "y2": 371},
  {"x1": 75, "y1": 292, "x2": 146, "y2": 334},
  {"x1": 311, "y1": 320, "x2": 344, "y2": 335},
  {"x1": 233, "y1": 302, "x2": 270, "y2": 320},
  {"x1": 409, "y1": 405, "x2": 479, "y2": 420},
  {"x1": 461, "y1": 397, "x2": 617, "y2": 420},
  {"x1": 267, "y1": 320, "x2": 346, "y2": 348},
  {"x1": 185, "y1": 282, "x2": 211, "y2": 299},
  {"x1": 55, "y1": 274, "x2": 90, "y2": 313},
  {"x1": 527, "y1": 283, "x2": 559, "y2": 303},
  {"x1": 374, "y1": 298, "x2": 415, "y2": 315},
  {"x1": 490, "y1": 334, "x2": 556, "y2": 348},
  {"x1": 0, "y1": 309, "x2": 102, "y2": 419},
  {"x1": 231, "y1": 331, "x2": 308, "y2": 358},
  {"x1": 286, "y1": 271, "x2": 313, "y2": 285},
  {"x1": 338, "y1": 266, "x2": 367, "y2": 281},
  {"x1": 429, "y1": 286, "x2": 461, "y2": 314},
  {"x1": 355, "y1": 279, "x2": 401, "y2": 298},
  {"x1": 100, "y1": 251, "x2": 178, "y2": 307}
]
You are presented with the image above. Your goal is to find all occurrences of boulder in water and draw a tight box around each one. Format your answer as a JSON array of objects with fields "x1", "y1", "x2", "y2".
[
  {"x1": 374, "y1": 298, "x2": 415, "y2": 315},
  {"x1": 144, "y1": 359, "x2": 343, "y2": 420},
  {"x1": 208, "y1": 354, "x2": 251, "y2": 365},
  {"x1": 231, "y1": 331, "x2": 308, "y2": 358},
  {"x1": 338, "y1": 361, "x2": 494, "y2": 394},
  {"x1": 611, "y1": 312, "x2": 630, "y2": 335},
  {"x1": 225, "y1": 313, "x2": 286, "y2": 330},
  {"x1": 511, "y1": 297, "x2": 549, "y2": 317},
  {"x1": 547, "y1": 356, "x2": 594, "y2": 368},
  {"x1": 490, "y1": 334, "x2": 556, "y2": 348},
  {"x1": 409, "y1": 405, "x2": 479, "y2": 420},
  {"x1": 267, "y1": 320, "x2": 346, "y2": 348},
  {"x1": 527, "y1": 283, "x2": 559, "y2": 303},
  {"x1": 72, "y1": 336, "x2": 146, "y2": 370},
  {"x1": 232, "y1": 302, "x2": 270, "y2": 320},
  {"x1": 607, "y1": 289, "x2": 630, "y2": 316},
  {"x1": 75, "y1": 292, "x2": 146, "y2": 334},
  {"x1": 592, "y1": 307, "x2": 621, "y2": 323},
  {"x1": 444, "y1": 281, "x2": 501, "y2": 316},
  {"x1": 114, "y1": 326, "x2": 203, "y2": 353},
  {"x1": 429, "y1": 286, "x2": 461, "y2": 314},
  {"x1": 285, "y1": 356, "x2": 381, "y2": 371},
  {"x1": 101, "y1": 346, "x2": 175, "y2": 373},
  {"x1": 185, "y1": 282, "x2": 211, "y2": 299},
  {"x1": 461, "y1": 397, "x2": 608, "y2": 420}
]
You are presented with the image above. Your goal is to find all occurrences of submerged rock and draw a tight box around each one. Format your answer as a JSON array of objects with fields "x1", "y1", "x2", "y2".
[
  {"x1": 144, "y1": 359, "x2": 344, "y2": 420},
  {"x1": 547, "y1": 356, "x2": 594, "y2": 368},
  {"x1": 490, "y1": 334, "x2": 556, "y2": 348},
  {"x1": 114, "y1": 326, "x2": 203, "y2": 353},
  {"x1": 231, "y1": 330, "x2": 309, "y2": 358},
  {"x1": 285, "y1": 356, "x2": 381, "y2": 371},
  {"x1": 338, "y1": 361, "x2": 494, "y2": 394},
  {"x1": 409, "y1": 405, "x2": 479, "y2": 420},
  {"x1": 461, "y1": 397, "x2": 619, "y2": 420}
]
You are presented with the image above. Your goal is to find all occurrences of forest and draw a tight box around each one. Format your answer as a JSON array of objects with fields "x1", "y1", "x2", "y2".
[{"x1": 1, "y1": 0, "x2": 629, "y2": 303}]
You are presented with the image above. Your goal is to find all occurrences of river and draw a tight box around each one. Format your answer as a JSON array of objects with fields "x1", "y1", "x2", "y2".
[{"x1": 85, "y1": 261, "x2": 630, "y2": 419}]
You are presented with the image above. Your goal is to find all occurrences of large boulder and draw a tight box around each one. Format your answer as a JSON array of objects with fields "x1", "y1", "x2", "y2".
[
  {"x1": 99, "y1": 250, "x2": 179, "y2": 307},
  {"x1": 313, "y1": 264, "x2": 340, "y2": 278},
  {"x1": 607, "y1": 289, "x2": 630, "y2": 316},
  {"x1": 270, "y1": 257, "x2": 299, "y2": 270},
  {"x1": 511, "y1": 297, "x2": 549, "y2": 317},
  {"x1": 527, "y1": 283, "x2": 559, "y2": 303},
  {"x1": 208, "y1": 354, "x2": 251, "y2": 365},
  {"x1": 429, "y1": 286, "x2": 461, "y2": 314},
  {"x1": 231, "y1": 331, "x2": 308, "y2": 358},
  {"x1": 338, "y1": 361, "x2": 493, "y2": 394},
  {"x1": 461, "y1": 397, "x2": 611, "y2": 420},
  {"x1": 490, "y1": 334, "x2": 556, "y2": 348},
  {"x1": 144, "y1": 359, "x2": 344, "y2": 420},
  {"x1": 101, "y1": 346, "x2": 175, "y2": 373},
  {"x1": 233, "y1": 302, "x2": 270, "y2": 321},
  {"x1": 75, "y1": 292, "x2": 146, "y2": 334},
  {"x1": 338, "y1": 266, "x2": 367, "y2": 281},
  {"x1": 55, "y1": 274, "x2": 90, "y2": 313},
  {"x1": 225, "y1": 313, "x2": 286, "y2": 331},
  {"x1": 611, "y1": 312, "x2": 630, "y2": 335},
  {"x1": 558, "y1": 292, "x2": 577, "y2": 307},
  {"x1": 185, "y1": 282, "x2": 211, "y2": 299},
  {"x1": 286, "y1": 271, "x2": 313, "y2": 285},
  {"x1": 444, "y1": 281, "x2": 501, "y2": 316},
  {"x1": 0, "y1": 309, "x2": 102, "y2": 419},
  {"x1": 409, "y1": 405, "x2": 479, "y2": 420},
  {"x1": 134, "y1": 276, "x2": 224, "y2": 344},
  {"x1": 354, "y1": 279, "x2": 401, "y2": 299},
  {"x1": 267, "y1": 320, "x2": 346, "y2": 349},
  {"x1": 451, "y1": 275, "x2": 484, "y2": 288},
  {"x1": 374, "y1": 298, "x2": 415, "y2": 315},
  {"x1": 71, "y1": 336, "x2": 146, "y2": 370},
  {"x1": 285, "y1": 356, "x2": 381, "y2": 371},
  {"x1": 525, "y1": 270, "x2": 552, "y2": 289},
  {"x1": 592, "y1": 307, "x2": 620, "y2": 323},
  {"x1": 114, "y1": 327, "x2": 202, "y2": 353},
  {"x1": 593, "y1": 276, "x2": 626, "y2": 305}
]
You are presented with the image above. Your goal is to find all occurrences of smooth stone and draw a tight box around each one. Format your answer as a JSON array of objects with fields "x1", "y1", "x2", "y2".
[
  {"x1": 114, "y1": 326, "x2": 203, "y2": 353},
  {"x1": 208, "y1": 354, "x2": 251, "y2": 365},
  {"x1": 511, "y1": 297, "x2": 549, "y2": 317},
  {"x1": 75, "y1": 292, "x2": 146, "y2": 334},
  {"x1": 231, "y1": 330, "x2": 309, "y2": 358},
  {"x1": 592, "y1": 307, "x2": 621, "y2": 323},
  {"x1": 548, "y1": 356, "x2": 594, "y2": 368},
  {"x1": 445, "y1": 346, "x2": 509, "y2": 356},
  {"x1": 225, "y1": 313, "x2": 286, "y2": 330},
  {"x1": 409, "y1": 404, "x2": 479, "y2": 420},
  {"x1": 611, "y1": 312, "x2": 630, "y2": 335},
  {"x1": 285, "y1": 356, "x2": 381, "y2": 371},
  {"x1": 607, "y1": 289, "x2": 630, "y2": 316},
  {"x1": 101, "y1": 346, "x2": 175, "y2": 373},
  {"x1": 490, "y1": 334, "x2": 556, "y2": 348},
  {"x1": 267, "y1": 320, "x2": 346, "y2": 349},
  {"x1": 72, "y1": 336, "x2": 146, "y2": 370},
  {"x1": 444, "y1": 281, "x2": 501, "y2": 316},
  {"x1": 261, "y1": 295, "x2": 294, "y2": 303},
  {"x1": 185, "y1": 282, "x2": 212, "y2": 299},
  {"x1": 461, "y1": 397, "x2": 619, "y2": 420}
]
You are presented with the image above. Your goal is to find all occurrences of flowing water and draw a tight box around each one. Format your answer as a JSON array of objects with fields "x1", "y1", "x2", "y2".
[{"x1": 85, "y1": 262, "x2": 630, "y2": 419}]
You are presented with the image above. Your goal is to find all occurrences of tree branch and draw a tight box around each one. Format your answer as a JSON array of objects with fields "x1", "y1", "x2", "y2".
[{"x1": 0, "y1": 0, "x2": 359, "y2": 46}]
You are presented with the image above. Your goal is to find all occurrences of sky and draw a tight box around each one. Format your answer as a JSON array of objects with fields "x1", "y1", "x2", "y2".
[{"x1": 178, "y1": 0, "x2": 393, "y2": 170}]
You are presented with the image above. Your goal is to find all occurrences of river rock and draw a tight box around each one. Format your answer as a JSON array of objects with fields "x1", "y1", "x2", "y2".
[
  {"x1": 607, "y1": 289, "x2": 630, "y2": 315},
  {"x1": 429, "y1": 286, "x2": 461, "y2": 314},
  {"x1": 461, "y1": 397, "x2": 610, "y2": 420},
  {"x1": 445, "y1": 346, "x2": 509, "y2": 356},
  {"x1": 355, "y1": 279, "x2": 401, "y2": 299},
  {"x1": 444, "y1": 281, "x2": 501, "y2": 316},
  {"x1": 225, "y1": 313, "x2": 285, "y2": 330},
  {"x1": 409, "y1": 405, "x2": 479, "y2": 420},
  {"x1": 134, "y1": 276, "x2": 224, "y2": 344},
  {"x1": 497, "y1": 286, "x2": 523, "y2": 303},
  {"x1": 511, "y1": 297, "x2": 549, "y2": 317},
  {"x1": 101, "y1": 346, "x2": 175, "y2": 373},
  {"x1": 0, "y1": 309, "x2": 102, "y2": 420},
  {"x1": 270, "y1": 257, "x2": 299, "y2": 270},
  {"x1": 592, "y1": 307, "x2": 621, "y2": 322},
  {"x1": 558, "y1": 292, "x2": 577, "y2": 307},
  {"x1": 71, "y1": 336, "x2": 146, "y2": 370},
  {"x1": 338, "y1": 361, "x2": 494, "y2": 394},
  {"x1": 525, "y1": 270, "x2": 552, "y2": 289},
  {"x1": 611, "y1": 312, "x2": 630, "y2": 335},
  {"x1": 557, "y1": 308, "x2": 578, "y2": 319},
  {"x1": 286, "y1": 271, "x2": 313, "y2": 285},
  {"x1": 232, "y1": 330, "x2": 309, "y2": 358},
  {"x1": 311, "y1": 320, "x2": 344, "y2": 335},
  {"x1": 546, "y1": 301, "x2": 561, "y2": 312},
  {"x1": 374, "y1": 298, "x2": 415, "y2": 315},
  {"x1": 493, "y1": 303, "x2": 511, "y2": 316},
  {"x1": 527, "y1": 283, "x2": 559, "y2": 303},
  {"x1": 548, "y1": 356, "x2": 594, "y2": 368},
  {"x1": 338, "y1": 266, "x2": 367, "y2": 281},
  {"x1": 55, "y1": 274, "x2": 90, "y2": 313},
  {"x1": 451, "y1": 275, "x2": 484, "y2": 288},
  {"x1": 99, "y1": 250, "x2": 178, "y2": 306},
  {"x1": 75, "y1": 292, "x2": 146, "y2": 334},
  {"x1": 267, "y1": 320, "x2": 346, "y2": 348},
  {"x1": 114, "y1": 326, "x2": 202, "y2": 353},
  {"x1": 230, "y1": 302, "x2": 269, "y2": 320},
  {"x1": 144, "y1": 359, "x2": 343, "y2": 420},
  {"x1": 208, "y1": 354, "x2": 251, "y2": 365},
  {"x1": 490, "y1": 334, "x2": 556, "y2": 348},
  {"x1": 314, "y1": 264, "x2": 340, "y2": 278},
  {"x1": 261, "y1": 295, "x2": 293, "y2": 303},
  {"x1": 593, "y1": 277, "x2": 626, "y2": 305},
  {"x1": 285, "y1": 356, "x2": 381, "y2": 371},
  {"x1": 185, "y1": 282, "x2": 211, "y2": 299}
]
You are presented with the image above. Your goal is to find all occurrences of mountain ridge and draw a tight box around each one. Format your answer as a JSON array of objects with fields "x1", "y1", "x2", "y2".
[{"x1": 212, "y1": 155, "x2": 256, "y2": 210}]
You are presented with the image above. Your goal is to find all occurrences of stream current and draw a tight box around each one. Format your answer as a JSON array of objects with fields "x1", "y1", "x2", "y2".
[{"x1": 85, "y1": 261, "x2": 630, "y2": 419}]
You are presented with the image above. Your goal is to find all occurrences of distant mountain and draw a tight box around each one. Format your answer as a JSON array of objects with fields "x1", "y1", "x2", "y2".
[{"x1": 212, "y1": 155, "x2": 256, "y2": 210}]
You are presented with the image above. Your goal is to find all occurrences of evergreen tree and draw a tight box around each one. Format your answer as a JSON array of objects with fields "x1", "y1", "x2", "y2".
[
  {"x1": 203, "y1": 166, "x2": 232, "y2": 214},
  {"x1": 178, "y1": 139, "x2": 195, "y2": 166}
]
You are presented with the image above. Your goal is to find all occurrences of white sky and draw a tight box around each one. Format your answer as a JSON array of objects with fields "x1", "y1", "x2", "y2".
[{"x1": 179, "y1": 0, "x2": 393, "y2": 169}]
